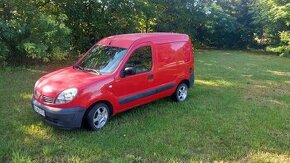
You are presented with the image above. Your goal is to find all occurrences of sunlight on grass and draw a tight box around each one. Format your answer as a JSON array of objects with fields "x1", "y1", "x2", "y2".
[
  {"x1": 21, "y1": 124, "x2": 52, "y2": 141},
  {"x1": 20, "y1": 92, "x2": 32, "y2": 100},
  {"x1": 124, "y1": 154, "x2": 143, "y2": 162},
  {"x1": 252, "y1": 84, "x2": 267, "y2": 88},
  {"x1": 268, "y1": 99, "x2": 288, "y2": 107},
  {"x1": 240, "y1": 151, "x2": 290, "y2": 162},
  {"x1": 267, "y1": 70, "x2": 290, "y2": 77},
  {"x1": 65, "y1": 155, "x2": 82, "y2": 163},
  {"x1": 196, "y1": 79, "x2": 234, "y2": 87}
]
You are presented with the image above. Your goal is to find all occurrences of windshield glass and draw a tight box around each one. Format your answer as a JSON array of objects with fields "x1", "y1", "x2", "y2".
[{"x1": 76, "y1": 45, "x2": 127, "y2": 75}]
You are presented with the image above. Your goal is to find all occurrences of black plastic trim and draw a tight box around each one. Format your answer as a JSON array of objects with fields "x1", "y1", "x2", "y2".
[
  {"x1": 32, "y1": 99, "x2": 86, "y2": 129},
  {"x1": 119, "y1": 83, "x2": 175, "y2": 104},
  {"x1": 189, "y1": 73, "x2": 195, "y2": 88}
]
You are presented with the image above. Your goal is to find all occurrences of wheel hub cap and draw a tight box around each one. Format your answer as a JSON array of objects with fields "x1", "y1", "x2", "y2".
[
  {"x1": 178, "y1": 85, "x2": 188, "y2": 101},
  {"x1": 93, "y1": 107, "x2": 108, "y2": 129}
]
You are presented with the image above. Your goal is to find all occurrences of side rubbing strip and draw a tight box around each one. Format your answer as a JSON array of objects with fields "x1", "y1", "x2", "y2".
[{"x1": 119, "y1": 83, "x2": 175, "y2": 104}]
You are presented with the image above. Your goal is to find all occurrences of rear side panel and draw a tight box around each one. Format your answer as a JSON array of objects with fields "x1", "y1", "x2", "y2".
[
  {"x1": 154, "y1": 42, "x2": 184, "y2": 87},
  {"x1": 154, "y1": 41, "x2": 193, "y2": 88}
]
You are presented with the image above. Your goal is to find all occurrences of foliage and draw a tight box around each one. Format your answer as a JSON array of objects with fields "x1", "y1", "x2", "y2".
[
  {"x1": 266, "y1": 31, "x2": 290, "y2": 57},
  {"x1": 0, "y1": 41, "x2": 8, "y2": 66},
  {"x1": 251, "y1": 0, "x2": 290, "y2": 56},
  {"x1": 0, "y1": 0, "x2": 71, "y2": 64},
  {"x1": 0, "y1": 0, "x2": 289, "y2": 65},
  {"x1": 21, "y1": 13, "x2": 71, "y2": 62}
]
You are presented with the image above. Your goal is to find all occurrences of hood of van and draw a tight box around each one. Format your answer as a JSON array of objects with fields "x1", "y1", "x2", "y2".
[{"x1": 34, "y1": 66, "x2": 106, "y2": 97}]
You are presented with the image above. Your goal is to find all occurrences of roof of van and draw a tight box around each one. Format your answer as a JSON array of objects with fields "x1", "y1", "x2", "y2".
[{"x1": 97, "y1": 32, "x2": 190, "y2": 48}]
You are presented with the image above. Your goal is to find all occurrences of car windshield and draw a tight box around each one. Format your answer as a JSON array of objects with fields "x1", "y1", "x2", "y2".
[{"x1": 75, "y1": 45, "x2": 127, "y2": 75}]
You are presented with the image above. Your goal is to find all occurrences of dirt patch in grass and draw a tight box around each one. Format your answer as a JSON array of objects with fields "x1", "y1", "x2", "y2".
[{"x1": 244, "y1": 80, "x2": 290, "y2": 107}]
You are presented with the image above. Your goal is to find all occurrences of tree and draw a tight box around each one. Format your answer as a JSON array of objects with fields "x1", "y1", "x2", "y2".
[
  {"x1": 0, "y1": 0, "x2": 71, "y2": 65},
  {"x1": 0, "y1": 0, "x2": 289, "y2": 66},
  {"x1": 251, "y1": 0, "x2": 290, "y2": 56}
]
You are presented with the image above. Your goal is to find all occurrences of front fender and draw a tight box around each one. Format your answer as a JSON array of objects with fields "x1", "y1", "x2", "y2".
[{"x1": 80, "y1": 86, "x2": 119, "y2": 115}]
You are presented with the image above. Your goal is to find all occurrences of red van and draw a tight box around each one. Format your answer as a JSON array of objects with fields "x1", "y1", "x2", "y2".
[{"x1": 32, "y1": 33, "x2": 194, "y2": 131}]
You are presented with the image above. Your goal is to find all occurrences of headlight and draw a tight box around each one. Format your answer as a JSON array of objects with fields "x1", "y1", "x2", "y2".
[
  {"x1": 34, "y1": 89, "x2": 40, "y2": 99},
  {"x1": 34, "y1": 80, "x2": 41, "y2": 98},
  {"x1": 55, "y1": 88, "x2": 78, "y2": 104},
  {"x1": 34, "y1": 80, "x2": 40, "y2": 88}
]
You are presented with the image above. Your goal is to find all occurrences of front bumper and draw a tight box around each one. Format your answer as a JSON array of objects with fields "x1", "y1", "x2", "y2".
[{"x1": 32, "y1": 98, "x2": 86, "y2": 129}]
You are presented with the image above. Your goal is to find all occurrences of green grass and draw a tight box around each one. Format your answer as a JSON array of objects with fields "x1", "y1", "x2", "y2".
[{"x1": 0, "y1": 50, "x2": 290, "y2": 162}]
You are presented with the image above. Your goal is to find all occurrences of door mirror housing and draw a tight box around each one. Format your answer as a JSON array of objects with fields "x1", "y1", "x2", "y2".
[{"x1": 122, "y1": 66, "x2": 136, "y2": 77}]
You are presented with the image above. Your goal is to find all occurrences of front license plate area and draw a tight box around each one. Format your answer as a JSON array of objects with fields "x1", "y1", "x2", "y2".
[{"x1": 34, "y1": 105, "x2": 45, "y2": 117}]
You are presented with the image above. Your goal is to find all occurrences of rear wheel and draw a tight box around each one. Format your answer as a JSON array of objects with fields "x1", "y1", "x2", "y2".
[
  {"x1": 86, "y1": 103, "x2": 110, "y2": 131},
  {"x1": 173, "y1": 82, "x2": 188, "y2": 102}
]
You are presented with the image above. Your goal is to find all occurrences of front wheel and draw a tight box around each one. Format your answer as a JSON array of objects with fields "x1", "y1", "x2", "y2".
[
  {"x1": 86, "y1": 103, "x2": 110, "y2": 131},
  {"x1": 173, "y1": 83, "x2": 188, "y2": 102}
]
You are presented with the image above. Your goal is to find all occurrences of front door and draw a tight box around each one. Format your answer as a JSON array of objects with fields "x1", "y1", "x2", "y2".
[{"x1": 112, "y1": 43, "x2": 155, "y2": 111}]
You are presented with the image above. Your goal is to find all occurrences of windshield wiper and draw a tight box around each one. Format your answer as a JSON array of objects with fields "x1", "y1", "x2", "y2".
[
  {"x1": 74, "y1": 65, "x2": 84, "y2": 70},
  {"x1": 74, "y1": 65, "x2": 101, "y2": 75},
  {"x1": 83, "y1": 68, "x2": 101, "y2": 75}
]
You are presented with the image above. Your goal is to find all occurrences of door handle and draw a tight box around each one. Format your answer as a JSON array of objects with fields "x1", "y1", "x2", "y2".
[{"x1": 147, "y1": 74, "x2": 154, "y2": 79}]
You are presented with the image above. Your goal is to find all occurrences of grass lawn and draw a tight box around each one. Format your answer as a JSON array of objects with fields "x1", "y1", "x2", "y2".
[{"x1": 0, "y1": 50, "x2": 290, "y2": 162}]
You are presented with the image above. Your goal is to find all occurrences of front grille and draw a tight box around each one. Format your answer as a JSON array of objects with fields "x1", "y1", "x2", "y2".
[{"x1": 43, "y1": 95, "x2": 54, "y2": 104}]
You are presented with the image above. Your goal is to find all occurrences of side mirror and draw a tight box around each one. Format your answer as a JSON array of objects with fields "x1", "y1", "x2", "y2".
[{"x1": 123, "y1": 66, "x2": 136, "y2": 77}]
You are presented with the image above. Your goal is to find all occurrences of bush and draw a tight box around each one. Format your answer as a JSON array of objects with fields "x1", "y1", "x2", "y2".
[
  {"x1": 0, "y1": 12, "x2": 71, "y2": 65},
  {"x1": 0, "y1": 42, "x2": 8, "y2": 66},
  {"x1": 266, "y1": 31, "x2": 290, "y2": 57},
  {"x1": 21, "y1": 14, "x2": 71, "y2": 62}
]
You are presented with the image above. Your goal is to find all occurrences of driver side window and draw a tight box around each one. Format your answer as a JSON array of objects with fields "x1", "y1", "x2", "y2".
[{"x1": 125, "y1": 46, "x2": 152, "y2": 74}]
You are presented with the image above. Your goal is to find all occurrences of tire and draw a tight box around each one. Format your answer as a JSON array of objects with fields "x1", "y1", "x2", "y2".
[
  {"x1": 86, "y1": 103, "x2": 111, "y2": 131},
  {"x1": 173, "y1": 82, "x2": 188, "y2": 102}
]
